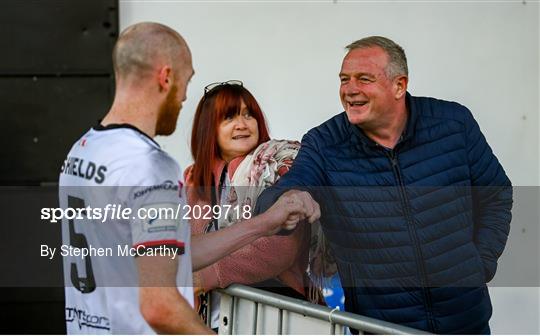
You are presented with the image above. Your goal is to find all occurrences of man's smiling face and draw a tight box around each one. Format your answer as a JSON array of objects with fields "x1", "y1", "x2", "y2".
[{"x1": 339, "y1": 46, "x2": 398, "y2": 129}]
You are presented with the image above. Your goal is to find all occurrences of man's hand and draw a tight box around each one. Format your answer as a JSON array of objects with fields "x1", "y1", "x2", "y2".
[{"x1": 261, "y1": 189, "x2": 321, "y2": 235}]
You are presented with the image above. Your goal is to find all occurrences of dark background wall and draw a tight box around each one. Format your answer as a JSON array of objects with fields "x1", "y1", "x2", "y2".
[{"x1": 0, "y1": 0, "x2": 118, "y2": 333}]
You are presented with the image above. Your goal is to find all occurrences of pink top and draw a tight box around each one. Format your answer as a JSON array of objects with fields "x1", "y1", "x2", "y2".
[{"x1": 185, "y1": 157, "x2": 311, "y2": 296}]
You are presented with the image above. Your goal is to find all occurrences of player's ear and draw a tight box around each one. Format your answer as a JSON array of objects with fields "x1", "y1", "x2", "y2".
[{"x1": 157, "y1": 66, "x2": 172, "y2": 92}]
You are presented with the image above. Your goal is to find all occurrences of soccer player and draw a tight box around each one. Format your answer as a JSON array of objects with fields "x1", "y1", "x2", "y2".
[{"x1": 59, "y1": 22, "x2": 319, "y2": 334}]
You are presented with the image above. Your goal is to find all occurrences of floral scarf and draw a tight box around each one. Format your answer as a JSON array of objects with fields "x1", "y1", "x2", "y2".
[{"x1": 219, "y1": 139, "x2": 336, "y2": 301}]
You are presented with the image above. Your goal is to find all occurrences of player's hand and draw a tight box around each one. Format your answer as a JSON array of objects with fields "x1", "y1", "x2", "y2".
[
  {"x1": 262, "y1": 190, "x2": 321, "y2": 235},
  {"x1": 282, "y1": 190, "x2": 320, "y2": 225}
]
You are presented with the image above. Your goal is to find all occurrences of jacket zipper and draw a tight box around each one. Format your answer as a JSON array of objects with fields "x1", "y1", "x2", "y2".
[{"x1": 386, "y1": 149, "x2": 436, "y2": 333}]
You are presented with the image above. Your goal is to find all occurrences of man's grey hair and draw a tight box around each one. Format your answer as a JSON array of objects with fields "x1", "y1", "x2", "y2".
[
  {"x1": 346, "y1": 36, "x2": 408, "y2": 79},
  {"x1": 112, "y1": 22, "x2": 189, "y2": 81}
]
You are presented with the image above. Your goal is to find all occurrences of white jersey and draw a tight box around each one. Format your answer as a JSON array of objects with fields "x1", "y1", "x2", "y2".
[{"x1": 59, "y1": 124, "x2": 193, "y2": 334}]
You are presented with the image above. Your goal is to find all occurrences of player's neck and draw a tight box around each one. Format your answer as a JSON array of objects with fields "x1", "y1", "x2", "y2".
[{"x1": 103, "y1": 90, "x2": 158, "y2": 138}]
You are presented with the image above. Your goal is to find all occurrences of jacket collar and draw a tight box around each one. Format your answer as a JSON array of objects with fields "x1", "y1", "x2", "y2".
[
  {"x1": 401, "y1": 92, "x2": 417, "y2": 142},
  {"x1": 347, "y1": 92, "x2": 417, "y2": 149}
]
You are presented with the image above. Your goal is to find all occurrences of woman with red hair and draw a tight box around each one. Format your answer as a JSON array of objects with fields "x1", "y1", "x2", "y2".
[{"x1": 185, "y1": 81, "x2": 316, "y2": 329}]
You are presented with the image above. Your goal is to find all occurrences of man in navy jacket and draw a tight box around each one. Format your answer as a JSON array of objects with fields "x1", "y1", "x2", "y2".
[{"x1": 257, "y1": 36, "x2": 512, "y2": 334}]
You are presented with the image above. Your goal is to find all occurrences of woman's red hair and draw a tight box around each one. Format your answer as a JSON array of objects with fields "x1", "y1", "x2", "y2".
[{"x1": 190, "y1": 84, "x2": 270, "y2": 201}]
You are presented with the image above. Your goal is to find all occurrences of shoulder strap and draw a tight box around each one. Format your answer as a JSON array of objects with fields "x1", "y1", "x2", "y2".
[{"x1": 208, "y1": 164, "x2": 228, "y2": 232}]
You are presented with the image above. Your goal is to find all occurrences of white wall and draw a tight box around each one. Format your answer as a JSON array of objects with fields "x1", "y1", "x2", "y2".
[{"x1": 120, "y1": 1, "x2": 539, "y2": 333}]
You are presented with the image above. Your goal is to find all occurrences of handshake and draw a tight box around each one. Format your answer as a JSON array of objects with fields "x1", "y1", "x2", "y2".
[{"x1": 260, "y1": 190, "x2": 321, "y2": 236}]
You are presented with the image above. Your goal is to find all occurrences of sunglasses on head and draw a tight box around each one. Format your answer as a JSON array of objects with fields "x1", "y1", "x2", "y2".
[{"x1": 204, "y1": 80, "x2": 243, "y2": 95}]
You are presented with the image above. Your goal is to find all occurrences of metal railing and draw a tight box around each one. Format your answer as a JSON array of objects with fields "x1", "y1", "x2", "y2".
[{"x1": 217, "y1": 284, "x2": 429, "y2": 335}]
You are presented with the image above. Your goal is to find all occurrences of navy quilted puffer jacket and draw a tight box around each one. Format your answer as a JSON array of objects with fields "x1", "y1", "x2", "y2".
[{"x1": 257, "y1": 93, "x2": 512, "y2": 334}]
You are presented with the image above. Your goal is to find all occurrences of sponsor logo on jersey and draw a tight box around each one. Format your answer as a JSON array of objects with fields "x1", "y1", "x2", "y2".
[
  {"x1": 60, "y1": 156, "x2": 107, "y2": 184},
  {"x1": 140, "y1": 203, "x2": 179, "y2": 233},
  {"x1": 65, "y1": 306, "x2": 110, "y2": 331},
  {"x1": 133, "y1": 180, "x2": 179, "y2": 199}
]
